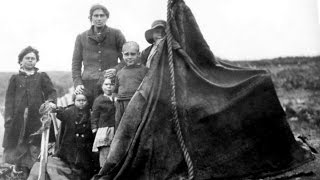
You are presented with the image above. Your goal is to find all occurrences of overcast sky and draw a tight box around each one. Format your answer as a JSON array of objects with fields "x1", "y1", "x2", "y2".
[{"x1": 0, "y1": 0, "x2": 319, "y2": 72}]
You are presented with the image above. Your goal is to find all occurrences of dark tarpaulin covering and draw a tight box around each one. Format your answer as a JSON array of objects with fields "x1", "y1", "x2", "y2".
[{"x1": 94, "y1": 0, "x2": 314, "y2": 179}]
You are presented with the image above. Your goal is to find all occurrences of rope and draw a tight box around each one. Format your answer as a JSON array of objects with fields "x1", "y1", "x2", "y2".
[{"x1": 166, "y1": 0, "x2": 194, "y2": 179}]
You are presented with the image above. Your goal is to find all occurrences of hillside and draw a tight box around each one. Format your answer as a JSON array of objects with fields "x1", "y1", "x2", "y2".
[
  {"x1": 225, "y1": 56, "x2": 320, "y2": 148},
  {"x1": 226, "y1": 56, "x2": 320, "y2": 109}
]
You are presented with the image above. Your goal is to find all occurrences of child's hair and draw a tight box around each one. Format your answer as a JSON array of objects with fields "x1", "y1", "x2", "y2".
[
  {"x1": 122, "y1": 41, "x2": 140, "y2": 52},
  {"x1": 18, "y1": 46, "x2": 40, "y2": 64},
  {"x1": 72, "y1": 88, "x2": 92, "y2": 102},
  {"x1": 96, "y1": 77, "x2": 115, "y2": 95},
  {"x1": 89, "y1": 4, "x2": 110, "y2": 21}
]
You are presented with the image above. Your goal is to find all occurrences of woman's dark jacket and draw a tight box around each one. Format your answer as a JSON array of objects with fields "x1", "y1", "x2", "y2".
[
  {"x1": 139, "y1": 45, "x2": 153, "y2": 66},
  {"x1": 55, "y1": 105, "x2": 94, "y2": 169},
  {"x1": 3, "y1": 70, "x2": 57, "y2": 148},
  {"x1": 91, "y1": 94, "x2": 115, "y2": 130},
  {"x1": 72, "y1": 25, "x2": 126, "y2": 87}
]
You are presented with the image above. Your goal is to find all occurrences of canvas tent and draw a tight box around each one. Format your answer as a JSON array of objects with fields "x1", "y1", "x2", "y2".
[{"x1": 94, "y1": 0, "x2": 314, "y2": 179}]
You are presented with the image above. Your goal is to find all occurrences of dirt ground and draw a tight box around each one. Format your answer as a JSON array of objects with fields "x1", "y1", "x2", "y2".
[
  {"x1": 259, "y1": 90, "x2": 320, "y2": 180},
  {"x1": 260, "y1": 150, "x2": 320, "y2": 180}
]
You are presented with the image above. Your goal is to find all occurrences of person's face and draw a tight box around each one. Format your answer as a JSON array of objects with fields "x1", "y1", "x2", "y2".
[
  {"x1": 102, "y1": 78, "x2": 115, "y2": 95},
  {"x1": 152, "y1": 27, "x2": 165, "y2": 43},
  {"x1": 74, "y1": 94, "x2": 88, "y2": 109},
  {"x1": 122, "y1": 46, "x2": 139, "y2": 66},
  {"x1": 91, "y1": 9, "x2": 108, "y2": 28},
  {"x1": 20, "y1": 52, "x2": 37, "y2": 70}
]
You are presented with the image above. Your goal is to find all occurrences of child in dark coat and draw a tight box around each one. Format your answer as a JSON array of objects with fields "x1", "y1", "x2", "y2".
[
  {"x1": 55, "y1": 90, "x2": 95, "y2": 173},
  {"x1": 115, "y1": 41, "x2": 148, "y2": 131},
  {"x1": 28, "y1": 90, "x2": 96, "y2": 180},
  {"x1": 3, "y1": 46, "x2": 57, "y2": 178},
  {"x1": 91, "y1": 77, "x2": 116, "y2": 167}
]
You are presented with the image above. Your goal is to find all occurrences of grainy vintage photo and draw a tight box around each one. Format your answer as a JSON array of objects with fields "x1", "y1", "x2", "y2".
[{"x1": 0, "y1": 0, "x2": 320, "y2": 179}]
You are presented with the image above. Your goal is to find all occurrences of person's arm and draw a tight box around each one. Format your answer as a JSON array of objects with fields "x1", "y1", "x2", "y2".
[
  {"x1": 103, "y1": 30, "x2": 126, "y2": 79},
  {"x1": 41, "y1": 72, "x2": 57, "y2": 104},
  {"x1": 114, "y1": 73, "x2": 119, "y2": 94},
  {"x1": 55, "y1": 106, "x2": 67, "y2": 121},
  {"x1": 4, "y1": 75, "x2": 16, "y2": 128},
  {"x1": 91, "y1": 98, "x2": 100, "y2": 132},
  {"x1": 139, "y1": 48, "x2": 149, "y2": 66},
  {"x1": 72, "y1": 34, "x2": 84, "y2": 88},
  {"x1": 113, "y1": 29, "x2": 126, "y2": 71}
]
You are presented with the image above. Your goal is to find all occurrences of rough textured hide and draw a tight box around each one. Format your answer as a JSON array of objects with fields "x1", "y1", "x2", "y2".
[{"x1": 93, "y1": 0, "x2": 314, "y2": 179}]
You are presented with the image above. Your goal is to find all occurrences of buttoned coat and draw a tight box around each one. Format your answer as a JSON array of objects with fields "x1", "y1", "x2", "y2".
[
  {"x1": 55, "y1": 105, "x2": 95, "y2": 170},
  {"x1": 72, "y1": 26, "x2": 126, "y2": 87},
  {"x1": 3, "y1": 70, "x2": 57, "y2": 148}
]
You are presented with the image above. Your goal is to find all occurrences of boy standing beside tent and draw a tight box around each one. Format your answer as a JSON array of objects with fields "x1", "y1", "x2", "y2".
[{"x1": 114, "y1": 41, "x2": 148, "y2": 131}]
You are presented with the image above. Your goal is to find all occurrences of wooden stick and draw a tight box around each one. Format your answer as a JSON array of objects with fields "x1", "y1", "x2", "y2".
[{"x1": 37, "y1": 113, "x2": 51, "y2": 180}]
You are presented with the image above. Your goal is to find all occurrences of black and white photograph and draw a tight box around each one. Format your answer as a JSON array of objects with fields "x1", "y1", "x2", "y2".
[{"x1": 0, "y1": 0, "x2": 320, "y2": 179}]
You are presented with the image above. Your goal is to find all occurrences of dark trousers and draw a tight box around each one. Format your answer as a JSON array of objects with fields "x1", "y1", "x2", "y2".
[
  {"x1": 115, "y1": 100, "x2": 130, "y2": 132},
  {"x1": 82, "y1": 79, "x2": 100, "y2": 108}
]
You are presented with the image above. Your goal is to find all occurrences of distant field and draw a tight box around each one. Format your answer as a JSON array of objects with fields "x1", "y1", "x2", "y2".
[
  {"x1": 227, "y1": 56, "x2": 320, "y2": 108},
  {"x1": 228, "y1": 56, "x2": 320, "y2": 147}
]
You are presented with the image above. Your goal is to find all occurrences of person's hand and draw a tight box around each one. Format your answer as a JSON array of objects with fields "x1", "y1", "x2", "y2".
[
  {"x1": 74, "y1": 85, "x2": 84, "y2": 94},
  {"x1": 104, "y1": 69, "x2": 116, "y2": 78},
  {"x1": 48, "y1": 102, "x2": 57, "y2": 111},
  {"x1": 92, "y1": 129, "x2": 97, "y2": 133}
]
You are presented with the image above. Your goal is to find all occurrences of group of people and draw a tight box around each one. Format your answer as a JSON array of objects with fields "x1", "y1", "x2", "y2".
[{"x1": 3, "y1": 4, "x2": 167, "y2": 180}]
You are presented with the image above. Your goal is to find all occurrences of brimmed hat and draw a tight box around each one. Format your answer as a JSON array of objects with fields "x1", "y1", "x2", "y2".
[{"x1": 145, "y1": 20, "x2": 166, "y2": 44}]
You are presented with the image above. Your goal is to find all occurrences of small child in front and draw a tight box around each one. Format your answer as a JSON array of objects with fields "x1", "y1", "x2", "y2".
[
  {"x1": 28, "y1": 90, "x2": 96, "y2": 180},
  {"x1": 91, "y1": 77, "x2": 116, "y2": 167},
  {"x1": 115, "y1": 41, "x2": 148, "y2": 130}
]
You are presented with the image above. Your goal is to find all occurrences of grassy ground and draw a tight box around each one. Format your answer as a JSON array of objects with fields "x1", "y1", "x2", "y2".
[{"x1": 233, "y1": 57, "x2": 320, "y2": 180}]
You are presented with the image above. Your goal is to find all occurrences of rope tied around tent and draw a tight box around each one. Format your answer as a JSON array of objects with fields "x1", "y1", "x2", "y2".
[{"x1": 166, "y1": 0, "x2": 194, "y2": 179}]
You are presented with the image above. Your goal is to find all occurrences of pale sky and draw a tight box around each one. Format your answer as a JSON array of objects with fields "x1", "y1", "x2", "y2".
[{"x1": 0, "y1": 0, "x2": 319, "y2": 72}]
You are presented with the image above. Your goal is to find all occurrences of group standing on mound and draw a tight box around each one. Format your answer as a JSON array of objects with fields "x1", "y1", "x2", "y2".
[{"x1": 2, "y1": 3, "x2": 167, "y2": 180}]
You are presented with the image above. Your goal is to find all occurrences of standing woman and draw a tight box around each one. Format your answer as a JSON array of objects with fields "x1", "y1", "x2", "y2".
[
  {"x1": 72, "y1": 4, "x2": 126, "y2": 105},
  {"x1": 3, "y1": 46, "x2": 57, "y2": 178}
]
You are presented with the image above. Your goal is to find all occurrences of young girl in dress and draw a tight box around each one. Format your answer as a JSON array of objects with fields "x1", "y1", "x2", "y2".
[{"x1": 91, "y1": 77, "x2": 116, "y2": 167}]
